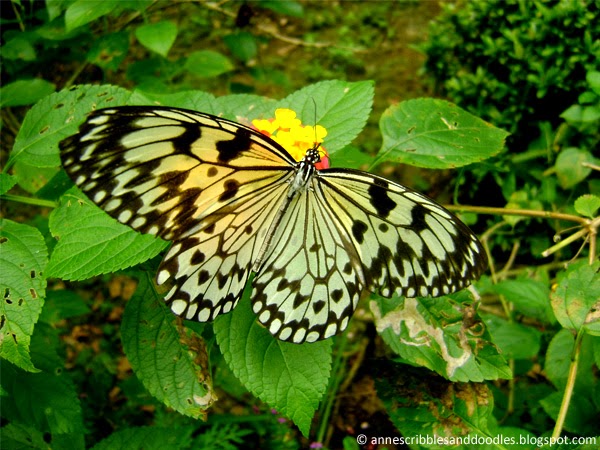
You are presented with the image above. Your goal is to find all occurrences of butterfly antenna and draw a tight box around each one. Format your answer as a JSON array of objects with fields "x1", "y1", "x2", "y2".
[{"x1": 311, "y1": 98, "x2": 319, "y2": 150}]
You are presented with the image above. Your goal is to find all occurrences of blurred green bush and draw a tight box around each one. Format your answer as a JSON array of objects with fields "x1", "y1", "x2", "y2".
[{"x1": 420, "y1": 0, "x2": 599, "y2": 147}]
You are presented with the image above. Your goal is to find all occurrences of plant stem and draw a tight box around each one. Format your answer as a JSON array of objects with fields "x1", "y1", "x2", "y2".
[
  {"x1": 1, "y1": 194, "x2": 57, "y2": 208},
  {"x1": 445, "y1": 204, "x2": 588, "y2": 225},
  {"x1": 552, "y1": 330, "x2": 583, "y2": 439}
]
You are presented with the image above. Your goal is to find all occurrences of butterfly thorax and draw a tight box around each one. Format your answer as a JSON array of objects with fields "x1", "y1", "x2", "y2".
[{"x1": 289, "y1": 147, "x2": 321, "y2": 194}]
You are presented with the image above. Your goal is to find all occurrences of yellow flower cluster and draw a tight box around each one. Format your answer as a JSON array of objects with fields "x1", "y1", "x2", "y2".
[{"x1": 253, "y1": 108, "x2": 329, "y2": 168}]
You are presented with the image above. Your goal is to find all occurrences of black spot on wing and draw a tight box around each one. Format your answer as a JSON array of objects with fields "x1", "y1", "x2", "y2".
[
  {"x1": 410, "y1": 204, "x2": 428, "y2": 231},
  {"x1": 312, "y1": 300, "x2": 326, "y2": 314},
  {"x1": 331, "y1": 289, "x2": 343, "y2": 302},
  {"x1": 368, "y1": 178, "x2": 397, "y2": 218},
  {"x1": 172, "y1": 122, "x2": 201, "y2": 153},
  {"x1": 351, "y1": 220, "x2": 368, "y2": 244},
  {"x1": 218, "y1": 179, "x2": 240, "y2": 202},
  {"x1": 197, "y1": 270, "x2": 211, "y2": 285},
  {"x1": 204, "y1": 223, "x2": 216, "y2": 235},
  {"x1": 191, "y1": 250, "x2": 205, "y2": 265},
  {"x1": 216, "y1": 127, "x2": 251, "y2": 162}
]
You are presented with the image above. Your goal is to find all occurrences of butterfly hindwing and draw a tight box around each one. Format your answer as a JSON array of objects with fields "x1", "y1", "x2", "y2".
[
  {"x1": 159, "y1": 178, "x2": 291, "y2": 321},
  {"x1": 316, "y1": 169, "x2": 486, "y2": 299},
  {"x1": 252, "y1": 187, "x2": 364, "y2": 343}
]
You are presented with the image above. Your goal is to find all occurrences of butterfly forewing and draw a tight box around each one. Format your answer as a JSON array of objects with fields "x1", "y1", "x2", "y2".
[
  {"x1": 60, "y1": 105, "x2": 487, "y2": 344},
  {"x1": 60, "y1": 107, "x2": 296, "y2": 240}
]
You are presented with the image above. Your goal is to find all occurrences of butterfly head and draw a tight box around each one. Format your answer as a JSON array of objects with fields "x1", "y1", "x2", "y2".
[
  {"x1": 304, "y1": 145, "x2": 322, "y2": 165},
  {"x1": 252, "y1": 108, "x2": 329, "y2": 169}
]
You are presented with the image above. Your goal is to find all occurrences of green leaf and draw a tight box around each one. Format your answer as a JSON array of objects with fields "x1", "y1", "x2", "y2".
[
  {"x1": 214, "y1": 93, "x2": 277, "y2": 120},
  {"x1": 0, "y1": 79, "x2": 56, "y2": 108},
  {"x1": 1, "y1": 36, "x2": 36, "y2": 61},
  {"x1": 132, "y1": 89, "x2": 217, "y2": 113},
  {"x1": 11, "y1": 160, "x2": 59, "y2": 194},
  {"x1": 46, "y1": 188, "x2": 167, "y2": 280},
  {"x1": 0, "y1": 367, "x2": 84, "y2": 435},
  {"x1": 261, "y1": 0, "x2": 304, "y2": 17},
  {"x1": 541, "y1": 333, "x2": 598, "y2": 434},
  {"x1": 544, "y1": 329, "x2": 574, "y2": 390},
  {"x1": 491, "y1": 279, "x2": 555, "y2": 324},
  {"x1": 370, "y1": 296, "x2": 511, "y2": 382},
  {"x1": 378, "y1": 98, "x2": 509, "y2": 169},
  {"x1": 184, "y1": 50, "x2": 234, "y2": 78},
  {"x1": 482, "y1": 315, "x2": 541, "y2": 360},
  {"x1": 550, "y1": 260, "x2": 600, "y2": 334},
  {"x1": 91, "y1": 426, "x2": 194, "y2": 450},
  {"x1": 0, "y1": 173, "x2": 17, "y2": 195},
  {"x1": 214, "y1": 291, "x2": 332, "y2": 436},
  {"x1": 0, "y1": 219, "x2": 48, "y2": 373},
  {"x1": 87, "y1": 31, "x2": 130, "y2": 71},
  {"x1": 554, "y1": 147, "x2": 594, "y2": 189},
  {"x1": 64, "y1": 0, "x2": 118, "y2": 32},
  {"x1": 376, "y1": 362, "x2": 500, "y2": 442},
  {"x1": 540, "y1": 390, "x2": 598, "y2": 435},
  {"x1": 574, "y1": 194, "x2": 600, "y2": 218},
  {"x1": 0, "y1": 326, "x2": 84, "y2": 437},
  {"x1": 10, "y1": 84, "x2": 132, "y2": 169},
  {"x1": 587, "y1": 70, "x2": 600, "y2": 95},
  {"x1": 330, "y1": 144, "x2": 373, "y2": 170},
  {"x1": 223, "y1": 32, "x2": 258, "y2": 63},
  {"x1": 135, "y1": 21, "x2": 178, "y2": 57},
  {"x1": 121, "y1": 274, "x2": 215, "y2": 418},
  {"x1": 0, "y1": 423, "x2": 49, "y2": 449},
  {"x1": 280, "y1": 80, "x2": 374, "y2": 154},
  {"x1": 38, "y1": 290, "x2": 90, "y2": 324}
]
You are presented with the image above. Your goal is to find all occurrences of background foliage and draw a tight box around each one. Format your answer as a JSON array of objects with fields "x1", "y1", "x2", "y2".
[{"x1": 1, "y1": 1, "x2": 599, "y2": 449}]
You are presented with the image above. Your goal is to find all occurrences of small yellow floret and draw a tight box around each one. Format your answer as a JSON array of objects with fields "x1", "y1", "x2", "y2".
[{"x1": 274, "y1": 108, "x2": 301, "y2": 129}]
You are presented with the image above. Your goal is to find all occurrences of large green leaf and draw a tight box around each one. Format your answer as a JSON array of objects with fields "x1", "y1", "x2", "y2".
[
  {"x1": 214, "y1": 289, "x2": 332, "y2": 437},
  {"x1": 64, "y1": 0, "x2": 118, "y2": 32},
  {"x1": 121, "y1": 274, "x2": 215, "y2": 418},
  {"x1": 46, "y1": 188, "x2": 167, "y2": 280},
  {"x1": 135, "y1": 21, "x2": 178, "y2": 57},
  {"x1": 491, "y1": 278, "x2": 556, "y2": 324},
  {"x1": 0, "y1": 79, "x2": 56, "y2": 108},
  {"x1": 0, "y1": 324, "x2": 84, "y2": 441},
  {"x1": 184, "y1": 50, "x2": 234, "y2": 78},
  {"x1": 377, "y1": 98, "x2": 508, "y2": 169},
  {"x1": 370, "y1": 294, "x2": 511, "y2": 382},
  {"x1": 280, "y1": 79, "x2": 374, "y2": 154},
  {"x1": 10, "y1": 84, "x2": 132, "y2": 169},
  {"x1": 550, "y1": 260, "x2": 600, "y2": 334},
  {"x1": 0, "y1": 219, "x2": 48, "y2": 372},
  {"x1": 0, "y1": 173, "x2": 17, "y2": 195},
  {"x1": 482, "y1": 315, "x2": 541, "y2": 360}
]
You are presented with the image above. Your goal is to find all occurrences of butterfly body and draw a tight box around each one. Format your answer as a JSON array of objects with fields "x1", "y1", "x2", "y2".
[{"x1": 60, "y1": 106, "x2": 486, "y2": 344}]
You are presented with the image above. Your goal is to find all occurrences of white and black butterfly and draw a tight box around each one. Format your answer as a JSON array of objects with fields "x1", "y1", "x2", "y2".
[{"x1": 60, "y1": 106, "x2": 487, "y2": 343}]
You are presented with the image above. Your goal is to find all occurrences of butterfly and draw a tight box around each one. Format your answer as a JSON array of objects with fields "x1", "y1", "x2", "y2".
[{"x1": 59, "y1": 106, "x2": 487, "y2": 344}]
